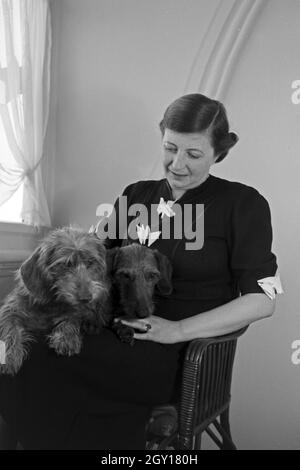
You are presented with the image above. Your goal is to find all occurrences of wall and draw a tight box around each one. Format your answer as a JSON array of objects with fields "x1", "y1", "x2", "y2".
[
  {"x1": 49, "y1": 0, "x2": 300, "y2": 449},
  {"x1": 50, "y1": 0, "x2": 220, "y2": 228},
  {"x1": 215, "y1": 0, "x2": 300, "y2": 450}
]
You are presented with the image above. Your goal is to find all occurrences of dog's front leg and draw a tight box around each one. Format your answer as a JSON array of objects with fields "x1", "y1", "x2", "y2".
[
  {"x1": 48, "y1": 320, "x2": 82, "y2": 356},
  {"x1": 0, "y1": 313, "x2": 33, "y2": 376}
]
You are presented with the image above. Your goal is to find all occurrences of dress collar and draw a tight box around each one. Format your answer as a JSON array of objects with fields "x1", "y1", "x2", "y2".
[{"x1": 162, "y1": 174, "x2": 215, "y2": 203}]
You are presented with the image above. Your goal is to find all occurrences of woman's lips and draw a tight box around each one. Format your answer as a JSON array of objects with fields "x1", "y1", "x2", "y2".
[{"x1": 170, "y1": 171, "x2": 188, "y2": 177}]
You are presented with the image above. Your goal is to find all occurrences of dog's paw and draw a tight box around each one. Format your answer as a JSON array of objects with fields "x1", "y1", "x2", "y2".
[
  {"x1": 0, "y1": 328, "x2": 31, "y2": 375},
  {"x1": 0, "y1": 353, "x2": 23, "y2": 376},
  {"x1": 0, "y1": 339, "x2": 29, "y2": 375},
  {"x1": 80, "y1": 320, "x2": 102, "y2": 335},
  {"x1": 48, "y1": 330, "x2": 82, "y2": 356},
  {"x1": 0, "y1": 363, "x2": 9, "y2": 375},
  {"x1": 111, "y1": 321, "x2": 135, "y2": 346},
  {"x1": 0, "y1": 363, "x2": 18, "y2": 376}
]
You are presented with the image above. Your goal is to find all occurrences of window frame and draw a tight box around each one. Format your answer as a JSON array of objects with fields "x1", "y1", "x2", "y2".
[{"x1": 0, "y1": 221, "x2": 50, "y2": 264}]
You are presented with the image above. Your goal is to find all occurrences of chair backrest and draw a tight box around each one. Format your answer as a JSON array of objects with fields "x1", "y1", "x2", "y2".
[{"x1": 178, "y1": 326, "x2": 248, "y2": 449}]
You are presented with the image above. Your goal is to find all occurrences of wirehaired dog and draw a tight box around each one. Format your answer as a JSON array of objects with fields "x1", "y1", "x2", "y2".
[
  {"x1": 108, "y1": 243, "x2": 173, "y2": 345},
  {"x1": 0, "y1": 227, "x2": 111, "y2": 375}
]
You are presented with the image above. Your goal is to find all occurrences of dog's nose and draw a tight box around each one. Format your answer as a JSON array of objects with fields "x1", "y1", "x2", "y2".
[
  {"x1": 78, "y1": 294, "x2": 93, "y2": 303},
  {"x1": 136, "y1": 310, "x2": 150, "y2": 319}
]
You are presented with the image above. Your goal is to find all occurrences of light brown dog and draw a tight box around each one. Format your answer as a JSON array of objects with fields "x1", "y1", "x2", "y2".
[{"x1": 0, "y1": 227, "x2": 111, "y2": 375}]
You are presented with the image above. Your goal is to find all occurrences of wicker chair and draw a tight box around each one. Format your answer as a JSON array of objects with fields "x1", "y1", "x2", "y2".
[{"x1": 146, "y1": 326, "x2": 248, "y2": 450}]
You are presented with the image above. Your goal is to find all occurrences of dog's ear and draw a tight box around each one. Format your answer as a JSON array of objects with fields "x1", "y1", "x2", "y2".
[
  {"x1": 19, "y1": 247, "x2": 51, "y2": 303},
  {"x1": 88, "y1": 232, "x2": 107, "y2": 258},
  {"x1": 153, "y1": 249, "x2": 173, "y2": 296},
  {"x1": 106, "y1": 247, "x2": 120, "y2": 275}
]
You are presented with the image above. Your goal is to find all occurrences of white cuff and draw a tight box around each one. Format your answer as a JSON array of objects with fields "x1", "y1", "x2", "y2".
[{"x1": 257, "y1": 272, "x2": 284, "y2": 300}]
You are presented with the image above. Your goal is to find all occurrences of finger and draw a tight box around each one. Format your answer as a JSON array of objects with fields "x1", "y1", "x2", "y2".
[
  {"x1": 119, "y1": 320, "x2": 149, "y2": 331},
  {"x1": 133, "y1": 332, "x2": 151, "y2": 341}
]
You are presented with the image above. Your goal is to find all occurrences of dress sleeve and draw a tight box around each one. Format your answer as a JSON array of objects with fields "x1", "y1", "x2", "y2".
[{"x1": 229, "y1": 188, "x2": 280, "y2": 297}]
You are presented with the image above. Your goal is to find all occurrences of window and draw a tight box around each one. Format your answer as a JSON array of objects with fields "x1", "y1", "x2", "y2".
[{"x1": 0, "y1": 0, "x2": 52, "y2": 228}]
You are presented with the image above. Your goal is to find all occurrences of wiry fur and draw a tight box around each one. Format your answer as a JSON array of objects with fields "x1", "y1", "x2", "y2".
[
  {"x1": 107, "y1": 243, "x2": 173, "y2": 344},
  {"x1": 0, "y1": 227, "x2": 111, "y2": 375}
]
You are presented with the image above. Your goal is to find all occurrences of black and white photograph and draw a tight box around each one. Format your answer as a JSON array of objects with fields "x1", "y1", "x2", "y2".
[{"x1": 0, "y1": 0, "x2": 298, "y2": 452}]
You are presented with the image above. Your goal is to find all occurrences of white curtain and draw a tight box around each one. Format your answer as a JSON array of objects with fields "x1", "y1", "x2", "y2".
[{"x1": 0, "y1": 0, "x2": 51, "y2": 227}]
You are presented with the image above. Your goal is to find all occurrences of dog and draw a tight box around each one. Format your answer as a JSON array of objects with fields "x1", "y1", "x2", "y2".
[
  {"x1": 107, "y1": 243, "x2": 173, "y2": 345},
  {"x1": 0, "y1": 226, "x2": 111, "y2": 375}
]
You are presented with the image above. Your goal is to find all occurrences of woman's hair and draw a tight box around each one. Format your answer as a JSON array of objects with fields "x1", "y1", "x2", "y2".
[{"x1": 159, "y1": 93, "x2": 239, "y2": 162}]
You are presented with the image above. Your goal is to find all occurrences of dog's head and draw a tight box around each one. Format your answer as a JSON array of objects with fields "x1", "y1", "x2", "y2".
[
  {"x1": 107, "y1": 243, "x2": 172, "y2": 319},
  {"x1": 18, "y1": 226, "x2": 109, "y2": 310}
]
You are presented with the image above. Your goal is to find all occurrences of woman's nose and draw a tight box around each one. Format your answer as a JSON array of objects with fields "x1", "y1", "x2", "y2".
[{"x1": 171, "y1": 150, "x2": 186, "y2": 170}]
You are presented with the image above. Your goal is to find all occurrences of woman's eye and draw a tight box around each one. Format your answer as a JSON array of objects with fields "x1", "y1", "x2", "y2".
[
  {"x1": 188, "y1": 152, "x2": 201, "y2": 159},
  {"x1": 164, "y1": 145, "x2": 177, "y2": 153}
]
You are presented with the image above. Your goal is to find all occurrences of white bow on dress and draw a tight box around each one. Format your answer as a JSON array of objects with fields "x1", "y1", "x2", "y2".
[{"x1": 257, "y1": 272, "x2": 284, "y2": 300}]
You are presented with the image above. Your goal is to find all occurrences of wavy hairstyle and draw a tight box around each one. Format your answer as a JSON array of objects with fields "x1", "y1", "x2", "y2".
[{"x1": 159, "y1": 93, "x2": 239, "y2": 162}]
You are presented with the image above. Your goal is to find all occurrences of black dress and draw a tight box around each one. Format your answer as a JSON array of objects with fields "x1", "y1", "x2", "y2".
[{"x1": 0, "y1": 175, "x2": 278, "y2": 449}]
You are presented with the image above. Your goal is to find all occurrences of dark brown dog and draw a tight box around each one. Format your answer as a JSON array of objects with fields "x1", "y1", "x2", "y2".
[{"x1": 107, "y1": 243, "x2": 173, "y2": 344}]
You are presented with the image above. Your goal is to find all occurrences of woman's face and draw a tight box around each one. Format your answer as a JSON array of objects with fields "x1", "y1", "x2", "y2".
[{"x1": 162, "y1": 129, "x2": 218, "y2": 194}]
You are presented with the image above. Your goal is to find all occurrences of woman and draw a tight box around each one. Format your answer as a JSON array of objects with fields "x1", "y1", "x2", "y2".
[{"x1": 0, "y1": 93, "x2": 282, "y2": 450}]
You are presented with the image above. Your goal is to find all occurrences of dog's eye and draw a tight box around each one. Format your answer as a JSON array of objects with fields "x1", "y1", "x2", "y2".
[
  {"x1": 86, "y1": 260, "x2": 95, "y2": 268},
  {"x1": 146, "y1": 272, "x2": 159, "y2": 281},
  {"x1": 51, "y1": 262, "x2": 67, "y2": 273},
  {"x1": 118, "y1": 271, "x2": 132, "y2": 280},
  {"x1": 122, "y1": 272, "x2": 131, "y2": 280}
]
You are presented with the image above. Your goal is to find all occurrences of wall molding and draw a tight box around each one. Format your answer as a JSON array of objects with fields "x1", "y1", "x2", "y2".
[{"x1": 184, "y1": 0, "x2": 269, "y2": 100}]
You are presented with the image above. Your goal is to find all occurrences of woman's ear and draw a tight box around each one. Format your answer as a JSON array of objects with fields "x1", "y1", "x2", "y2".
[{"x1": 213, "y1": 151, "x2": 221, "y2": 163}]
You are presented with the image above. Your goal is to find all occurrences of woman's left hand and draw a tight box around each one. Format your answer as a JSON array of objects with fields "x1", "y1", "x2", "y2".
[{"x1": 114, "y1": 315, "x2": 182, "y2": 344}]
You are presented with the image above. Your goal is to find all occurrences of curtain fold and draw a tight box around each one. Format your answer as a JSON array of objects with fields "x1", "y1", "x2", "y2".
[{"x1": 0, "y1": 0, "x2": 52, "y2": 227}]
